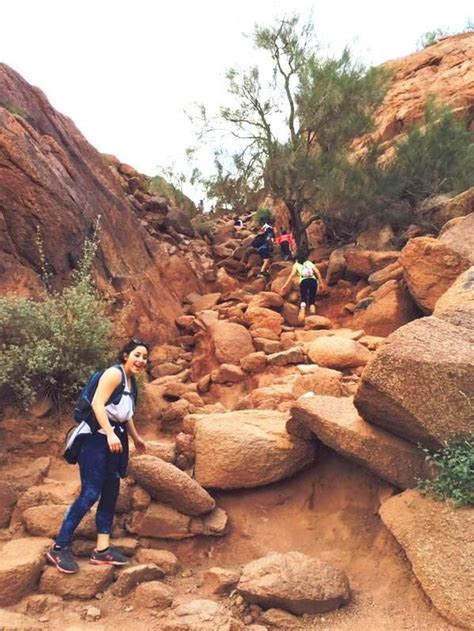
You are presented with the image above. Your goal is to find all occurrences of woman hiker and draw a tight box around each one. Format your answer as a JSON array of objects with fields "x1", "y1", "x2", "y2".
[
  {"x1": 279, "y1": 253, "x2": 326, "y2": 321},
  {"x1": 47, "y1": 338, "x2": 149, "y2": 573}
]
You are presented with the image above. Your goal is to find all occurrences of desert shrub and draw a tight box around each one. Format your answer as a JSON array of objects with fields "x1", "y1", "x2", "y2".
[
  {"x1": 0, "y1": 102, "x2": 26, "y2": 118},
  {"x1": 192, "y1": 216, "x2": 215, "y2": 239},
  {"x1": 0, "y1": 231, "x2": 114, "y2": 409},
  {"x1": 253, "y1": 207, "x2": 273, "y2": 227},
  {"x1": 418, "y1": 433, "x2": 474, "y2": 507},
  {"x1": 417, "y1": 28, "x2": 450, "y2": 49},
  {"x1": 382, "y1": 100, "x2": 474, "y2": 207}
]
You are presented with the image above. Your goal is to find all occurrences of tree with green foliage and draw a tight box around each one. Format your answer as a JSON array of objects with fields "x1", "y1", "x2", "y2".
[
  {"x1": 0, "y1": 226, "x2": 114, "y2": 409},
  {"x1": 194, "y1": 14, "x2": 388, "y2": 254}
]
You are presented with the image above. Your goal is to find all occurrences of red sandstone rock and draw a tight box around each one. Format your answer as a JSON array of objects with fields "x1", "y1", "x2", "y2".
[
  {"x1": 238, "y1": 551, "x2": 350, "y2": 615},
  {"x1": 354, "y1": 316, "x2": 474, "y2": 447},
  {"x1": 0, "y1": 537, "x2": 51, "y2": 606},
  {"x1": 193, "y1": 410, "x2": 315, "y2": 489},
  {"x1": 379, "y1": 490, "x2": 474, "y2": 630},
  {"x1": 128, "y1": 455, "x2": 215, "y2": 516},
  {"x1": 399, "y1": 237, "x2": 470, "y2": 313}
]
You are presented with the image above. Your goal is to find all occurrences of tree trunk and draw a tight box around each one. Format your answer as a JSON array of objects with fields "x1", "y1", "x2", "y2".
[{"x1": 286, "y1": 199, "x2": 309, "y2": 259}]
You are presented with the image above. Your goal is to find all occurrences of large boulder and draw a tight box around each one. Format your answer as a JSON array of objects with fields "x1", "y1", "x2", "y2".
[
  {"x1": 380, "y1": 490, "x2": 474, "y2": 630},
  {"x1": 291, "y1": 367, "x2": 344, "y2": 398},
  {"x1": 237, "y1": 551, "x2": 350, "y2": 615},
  {"x1": 290, "y1": 396, "x2": 430, "y2": 489},
  {"x1": 399, "y1": 237, "x2": 470, "y2": 313},
  {"x1": 438, "y1": 212, "x2": 474, "y2": 264},
  {"x1": 128, "y1": 455, "x2": 215, "y2": 516},
  {"x1": 211, "y1": 321, "x2": 255, "y2": 365},
  {"x1": 434, "y1": 266, "x2": 474, "y2": 330},
  {"x1": 306, "y1": 336, "x2": 372, "y2": 370},
  {"x1": 245, "y1": 306, "x2": 284, "y2": 337},
  {"x1": 0, "y1": 537, "x2": 51, "y2": 605},
  {"x1": 352, "y1": 279, "x2": 421, "y2": 337},
  {"x1": 344, "y1": 248, "x2": 400, "y2": 278},
  {"x1": 354, "y1": 316, "x2": 474, "y2": 448},
  {"x1": 193, "y1": 410, "x2": 316, "y2": 489}
]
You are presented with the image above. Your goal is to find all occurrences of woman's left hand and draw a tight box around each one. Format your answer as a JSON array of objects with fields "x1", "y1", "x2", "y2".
[{"x1": 133, "y1": 436, "x2": 147, "y2": 454}]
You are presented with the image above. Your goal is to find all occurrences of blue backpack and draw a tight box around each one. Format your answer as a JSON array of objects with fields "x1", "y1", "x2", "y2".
[
  {"x1": 73, "y1": 364, "x2": 137, "y2": 430},
  {"x1": 64, "y1": 365, "x2": 138, "y2": 465}
]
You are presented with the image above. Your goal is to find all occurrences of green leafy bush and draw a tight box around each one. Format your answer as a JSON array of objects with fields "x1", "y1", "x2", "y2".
[
  {"x1": 253, "y1": 207, "x2": 273, "y2": 227},
  {"x1": 418, "y1": 433, "x2": 474, "y2": 507},
  {"x1": 417, "y1": 28, "x2": 450, "y2": 49},
  {"x1": 0, "y1": 231, "x2": 114, "y2": 409}
]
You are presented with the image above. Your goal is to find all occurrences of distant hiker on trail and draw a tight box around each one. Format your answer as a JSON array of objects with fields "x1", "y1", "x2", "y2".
[
  {"x1": 279, "y1": 253, "x2": 325, "y2": 321},
  {"x1": 275, "y1": 230, "x2": 295, "y2": 260},
  {"x1": 47, "y1": 339, "x2": 149, "y2": 574}
]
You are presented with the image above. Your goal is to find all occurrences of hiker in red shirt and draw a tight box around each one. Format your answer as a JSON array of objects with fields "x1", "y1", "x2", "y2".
[{"x1": 275, "y1": 231, "x2": 295, "y2": 260}]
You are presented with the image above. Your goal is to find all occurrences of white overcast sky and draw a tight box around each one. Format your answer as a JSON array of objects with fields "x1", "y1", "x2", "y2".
[{"x1": 1, "y1": 0, "x2": 472, "y2": 203}]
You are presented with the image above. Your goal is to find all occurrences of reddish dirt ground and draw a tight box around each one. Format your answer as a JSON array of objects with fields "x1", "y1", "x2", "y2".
[{"x1": 5, "y1": 443, "x2": 458, "y2": 630}]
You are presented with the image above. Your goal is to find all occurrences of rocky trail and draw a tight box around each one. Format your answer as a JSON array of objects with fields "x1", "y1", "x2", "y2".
[{"x1": 1, "y1": 212, "x2": 473, "y2": 631}]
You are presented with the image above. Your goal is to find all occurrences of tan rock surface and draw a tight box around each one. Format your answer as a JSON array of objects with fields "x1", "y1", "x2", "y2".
[
  {"x1": 128, "y1": 455, "x2": 215, "y2": 516},
  {"x1": 344, "y1": 248, "x2": 400, "y2": 278},
  {"x1": 193, "y1": 410, "x2": 316, "y2": 489},
  {"x1": 111, "y1": 563, "x2": 165, "y2": 597},
  {"x1": 161, "y1": 599, "x2": 245, "y2": 630},
  {"x1": 133, "y1": 580, "x2": 173, "y2": 609},
  {"x1": 0, "y1": 537, "x2": 51, "y2": 606},
  {"x1": 127, "y1": 502, "x2": 192, "y2": 539},
  {"x1": 291, "y1": 367, "x2": 344, "y2": 398},
  {"x1": 399, "y1": 237, "x2": 470, "y2": 313},
  {"x1": 352, "y1": 279, "x2": 421, "y2": 336},
  {"x1": 135, "y1": 549, "x2": 179, "y2": 574},
  {"x1": 306, "y1": 336, "x2": 372, "y2": 369},
  {"x1": 379, "y1": 490, "x2": 474, "y2": 630},
  {"x1": 237, "y1": 551, "x2": 350, "y2": 615},
  {"x1": 245, "y1": 306, "x2": 284, "y2": 336},
  {"x1": 434, "y1": 266, "x2": 474, "y2": 330},
  {"x1": 211, "y1": 320, "x2": 256, "y2": 364},
  {"x1": 354, "y1": 316, "x2": 474, "y2": 447},
  {"x1": 40, "y1": 563, "x2": 114, "y2": 599},
  {"x1": 290, "y1": 396, "x2": 429, "y2": 488},
  {"x1": 438, "y1": 212, "x2": 474, "y2": 264}
]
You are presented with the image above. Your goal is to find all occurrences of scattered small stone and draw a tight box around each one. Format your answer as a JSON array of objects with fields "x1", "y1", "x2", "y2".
[
  {"x1": 38, "y1": 616, "x2": 49, "y2": 622},
  {"x1": 83, "y1": 606, "x2": 101, "y2": 621},
  {"x1": 181, "y1": 569, "x2": 193, "y2": 578},
  {"x1": 124, "y1": 605, "x2": 134, "y2": 613},
  {"x1": 235, "y1": 595, "x2": 244, "y2": 605},
  {"x1": 243, "y1": 614, "x2": 253, "y2": 624},
  {"x1": 95, "y1": 592, "x2": 104, "y2": 600}
]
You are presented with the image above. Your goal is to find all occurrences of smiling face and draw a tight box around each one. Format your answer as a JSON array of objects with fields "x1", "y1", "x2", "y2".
[{"x1": 123, "y1": 345, "x2": 148, "y2": 376}]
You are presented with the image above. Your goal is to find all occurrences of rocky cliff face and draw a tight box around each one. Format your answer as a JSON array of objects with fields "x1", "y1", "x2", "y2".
[
  {"x1": 357, "y1": 32, "x2": 474, "y2": 155},
  {"x1": 0, "y1": 63, "x2": 213, "y2": 342}
]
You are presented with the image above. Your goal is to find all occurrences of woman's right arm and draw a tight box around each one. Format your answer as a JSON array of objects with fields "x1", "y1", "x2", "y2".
[{"x1": 91, "y1": 368, "x2": 123, "y2": 453}]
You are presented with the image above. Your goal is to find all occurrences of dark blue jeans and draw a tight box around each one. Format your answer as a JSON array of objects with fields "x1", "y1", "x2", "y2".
[{"x1": 56, "y1": 432, "x2": 120, "y2": 547}]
